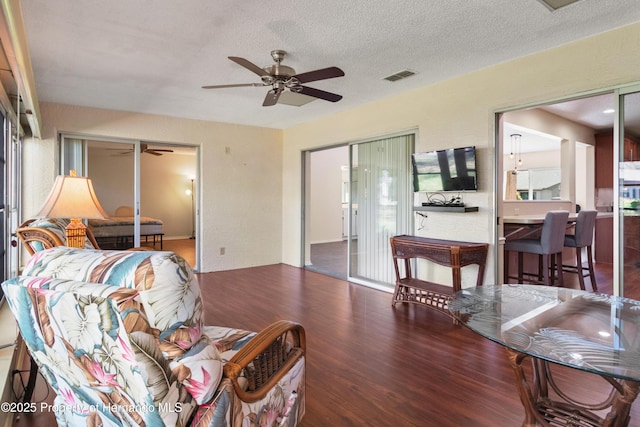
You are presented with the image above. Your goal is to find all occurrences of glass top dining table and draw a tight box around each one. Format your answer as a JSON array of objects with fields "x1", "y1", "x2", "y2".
[{"x1": 449, "y1": 284, "x2": 640, "y2": 382}]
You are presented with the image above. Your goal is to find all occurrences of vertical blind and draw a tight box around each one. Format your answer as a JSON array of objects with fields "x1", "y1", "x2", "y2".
[
  {"x1": 352, "y1": 133, "x2": 413, "y2": 285},
  {"x1": 60, "y1": 136, "x2": 86, "y2": 176}
]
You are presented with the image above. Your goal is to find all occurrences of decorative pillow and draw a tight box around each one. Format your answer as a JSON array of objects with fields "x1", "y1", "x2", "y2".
[{"x1": 114, "y1": 205, "x2": 135, "y2": 216}]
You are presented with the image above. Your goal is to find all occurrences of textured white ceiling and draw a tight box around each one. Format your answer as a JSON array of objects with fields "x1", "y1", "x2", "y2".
[{"x1": 19, "y1": 0, "x2": 640, "y2": 129}]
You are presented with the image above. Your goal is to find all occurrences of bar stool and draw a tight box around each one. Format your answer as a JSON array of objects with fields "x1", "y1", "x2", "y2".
[
  {"x1": 562, "y1": 210, "x2": 598, "y2": 291},
  {"x1": 504, "y1": 210, "x2": 570, "y2": 286}
]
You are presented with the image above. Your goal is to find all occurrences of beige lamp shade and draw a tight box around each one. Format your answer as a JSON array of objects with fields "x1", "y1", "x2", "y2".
[
  {"x1": 36, "y1": 174, "x2": 108, "y2": 220},
  {"x1": 35, "y1": 173, "x2": 108, "y2": 249}
]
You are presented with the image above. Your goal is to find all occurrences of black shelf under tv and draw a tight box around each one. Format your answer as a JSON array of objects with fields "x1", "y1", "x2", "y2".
[{"x1": 414, "y1": 205, "x2": 479, "y2": 213}]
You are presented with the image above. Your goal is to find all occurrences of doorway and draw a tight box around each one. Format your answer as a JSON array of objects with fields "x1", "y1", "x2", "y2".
[
  {"x1": 61, "y1": 135, "x2": 199, "y2": 269},
  {"x1": 496, "y1": 91, "x2": 619, "y2": 294},
  {"x1": 304, "y1": 132, "x2": 414, "y2": 289},
  {"x1": 305, "y1": 146, "x2": 349, "y2": 279}
]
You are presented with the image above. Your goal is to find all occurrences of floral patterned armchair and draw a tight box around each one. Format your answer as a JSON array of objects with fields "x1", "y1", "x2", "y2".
[{"x1": 1, "y1": 247, "x2": 305, "y2": 426}]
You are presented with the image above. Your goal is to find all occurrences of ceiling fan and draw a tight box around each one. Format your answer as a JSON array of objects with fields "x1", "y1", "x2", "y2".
[
  {"x1": 114, "y1": 143, "x2": 174, "y2": 156},
  {"x1": 202, "y1": 50, "x2": 345, "y2": 107}
]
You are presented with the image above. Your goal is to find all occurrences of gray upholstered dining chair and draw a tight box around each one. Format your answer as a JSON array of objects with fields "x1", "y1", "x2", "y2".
[
  {"x1": 504, "y1": 210, "x2": 570, "y2": 286},
  {"x1": 562, "y1": 209, "x2": 598, "y2": 291}
]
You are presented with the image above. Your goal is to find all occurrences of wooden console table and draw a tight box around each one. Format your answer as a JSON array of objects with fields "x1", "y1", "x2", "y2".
[{"x1": 389, "y1": 235, "x2": 488, "y2": 317}]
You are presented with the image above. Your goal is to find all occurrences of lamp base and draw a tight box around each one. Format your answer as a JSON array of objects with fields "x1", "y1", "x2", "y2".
[{"x1": 66, "y1": 218, "x2": 87, "y2": 249}]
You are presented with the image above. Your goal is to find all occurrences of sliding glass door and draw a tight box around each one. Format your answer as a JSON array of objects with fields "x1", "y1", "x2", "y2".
[
  {"x1": 61, "y1": 135, "x2": 141, "y2": 246},
  {"x1": 618, "y1": 86, "x2": 640, "y2": 298},
  {"x1": 348, "y1": 133, "x2": 414, "y2": 287},
  {"x1": 60, "y1": 135, "x2": 199, "y2": 269},
  {"x1": 1, "y1": 110, "x2": 20, "y2": 280},
  {"x1": 494, "y1": 85, "x2": 640, "y2": 298}
]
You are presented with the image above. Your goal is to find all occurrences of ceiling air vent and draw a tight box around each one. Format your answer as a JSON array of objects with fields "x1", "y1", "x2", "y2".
[
  {"x1": 537, "y1": 0, "x2": 582, "y2": 11},
  {"x1": 383, "y1": 70, "x2": 416, "y2": 82}
]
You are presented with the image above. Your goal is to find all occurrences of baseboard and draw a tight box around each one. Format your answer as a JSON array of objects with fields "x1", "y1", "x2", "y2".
[
  {"x1": 310, "y1": 239, "x2": 346, "y2": 245},
  {"x1": 164, "y1": 235, "x2": 193, "y2": 240}
]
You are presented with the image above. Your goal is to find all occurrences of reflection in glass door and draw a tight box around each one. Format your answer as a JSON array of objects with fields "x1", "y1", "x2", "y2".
[
  {"x1": 618, "y1": 89, "x2": 640, "y2": 299},
  {"x1": 61, "y1": 137, "x2": 199, "y2": 269},
  {"x1": 89, "y1": 140, "x2": 138, "y2": 247},
  {"x1": 62, "y1": 136, "x2": 139, "y2": 246},
  {"x1": 348, "y1": 133, "x2": 413, "y2": 287}
]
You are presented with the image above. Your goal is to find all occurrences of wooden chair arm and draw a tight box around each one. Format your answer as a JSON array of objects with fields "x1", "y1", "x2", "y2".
[
  {"x1": 223, "y1": 320, "x2": 306, "y2": 403},
  {"x1": 16, "y1": 226, "x2": 65, "y2": 255},
  {"x1": 16, "y1": 222, "x2": 147, "y2": 253},
  {"x1": 84, "y1": 226, "x2": 101, "y2": 250}
]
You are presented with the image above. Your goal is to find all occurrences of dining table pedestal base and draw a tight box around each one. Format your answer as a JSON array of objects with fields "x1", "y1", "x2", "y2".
[{"x1": 506, "y1": 348, "x2": 640, "y2": 427}]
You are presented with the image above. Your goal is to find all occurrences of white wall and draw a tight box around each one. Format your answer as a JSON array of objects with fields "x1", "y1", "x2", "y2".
[
  {"x1": 139, "y1": 153, "x2": 197, "y2": 238},
  {"x1": 503, "y1": 107, "x2": 598, "y2": 204},
  {"x1": 505, "y1": 150, "x2": 561, "y2": 170},
  {"x1": 575, "y1": 143, "x2": 595, "y2": 210},
  {"x1": 89, "y1": 147, "x2": 197, "y2": 238},
  {"x1": 505, "y1": 108, "x2": 597, "y2": 147},
  {"x1": 23, "y1": 103, "x2": 283, "y2": 273},
  {"x1": 309, "y1": 146, "x2": 348, "y2": 244},
  {"x1": 88, "y1": 147, "x2": 135, "y2": 213},
  {"x1": 282, "y1": 22, "x2": 640, "y2": 287}
]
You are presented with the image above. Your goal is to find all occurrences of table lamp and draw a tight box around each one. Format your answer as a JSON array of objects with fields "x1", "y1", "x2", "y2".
[{"x1": 35, "y1": 170, "x2": 108, "y2": 248}]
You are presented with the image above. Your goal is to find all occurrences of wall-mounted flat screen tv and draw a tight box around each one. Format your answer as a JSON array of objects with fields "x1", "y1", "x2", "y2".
[{"x1": 412, "y1": 146, "x2": 478, "y2": 192}]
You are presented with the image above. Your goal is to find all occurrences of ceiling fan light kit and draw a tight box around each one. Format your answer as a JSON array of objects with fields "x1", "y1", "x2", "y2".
[{"x1": 203, "y1": 50, "x2": 344, "y2": 107}]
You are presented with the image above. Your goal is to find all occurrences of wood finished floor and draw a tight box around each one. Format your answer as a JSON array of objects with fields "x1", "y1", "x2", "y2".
[
  {"x1": 201, "y1": 265, "x2": 522, "y2": 426},
  {"x1": 162, "y1": 238, "x2": 196, "y2": 268},
  {"x1": 308, "y1": 241, "x2": 348, "y2": 279},
  {"x1": 199, "y1": 263, "x2": 638, "y2": 427},
  {"x1": 14, "y1": 261, "x2": 640, "y2": 427}
]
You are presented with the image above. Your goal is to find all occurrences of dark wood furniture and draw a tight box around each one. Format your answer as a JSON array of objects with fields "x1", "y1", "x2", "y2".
[
  {"x1": 389, "y1": 235, "x2": 488, "y2": 318},
  {"x1": 594, "y1": 214, "x2": 613, "y2": 263},
  {"x1": 595, "y1": 131, "x2": 614, "y2": 189},
  {"x1": 96, "y1": 232, "x2": 164, "y2": 250}
]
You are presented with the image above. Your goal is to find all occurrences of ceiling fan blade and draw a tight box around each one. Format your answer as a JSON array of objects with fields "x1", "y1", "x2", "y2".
[
  {"x1": 148, "y1": 149, "x2": 173, "y2": 153},
  {"x1": 263, "y1": 88, "x2": 283, "y2": 106},
  {"x1": 202, "y1": 83, "x2": 264, "y2": 89},
  {"x1": 294, "y1": 67, "x2": 344, "y2": 84},
  {"x1": 229, "y1": 56, "x2": 270, "y2": 77},
  {"x1": 299, "y1": 86, "x2": 343, "y2": 102}
]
